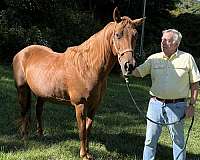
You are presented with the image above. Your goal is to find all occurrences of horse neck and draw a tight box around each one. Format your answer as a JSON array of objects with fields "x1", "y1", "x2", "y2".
[{"x1": 81, "y1": 22, "x2": 117, "y2": 79}]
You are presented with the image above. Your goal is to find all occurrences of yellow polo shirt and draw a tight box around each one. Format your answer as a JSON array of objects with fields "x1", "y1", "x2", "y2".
[{"x1": 137, "y1": 50, "x2": 200, "y2": 99}]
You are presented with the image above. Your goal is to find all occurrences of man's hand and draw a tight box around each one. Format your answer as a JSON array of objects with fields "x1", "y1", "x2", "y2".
[
  {"x1": 186, "y1": 82, "x2": 198, "y2": 118},
  {"x1": 132, "y1": 68, "x2": 141, "y2": 77},
  {"x1": 185, "y1": 105, "x2": 195, "y2": 118}
]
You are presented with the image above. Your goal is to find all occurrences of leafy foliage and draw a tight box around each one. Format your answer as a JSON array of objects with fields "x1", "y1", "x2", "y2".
[
  {"x1": 0, "y1": 0, "x2": 101, "y2": 63},
  {"x1": 0, "y1": 0, "x2": 200, "y2": 64}
]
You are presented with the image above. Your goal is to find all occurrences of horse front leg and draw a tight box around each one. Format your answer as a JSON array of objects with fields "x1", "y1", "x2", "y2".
[
  {"x1": 85, "y1": 82, "x2": 106, "y2": 155},
  {"x1": 75, "y1": 104, "x2": 93, "y2": 160},
  {"x1": 85, "y1": 110, "x2": 95, "y2": 154}
]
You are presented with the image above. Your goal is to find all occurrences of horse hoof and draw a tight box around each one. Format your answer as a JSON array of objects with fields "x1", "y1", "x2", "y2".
[
  {"x1": 37, "y1": 131, "x2": 44, "y2": 137},
  {"x1": 37, "y1": 128, "x2": 43, "y2": 137},
  {"x1": 82, "y1": 153, "x2": 94, "y2": 160}
]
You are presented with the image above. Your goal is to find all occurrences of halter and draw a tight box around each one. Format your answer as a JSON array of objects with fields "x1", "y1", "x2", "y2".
[
  {"x1": 112, "y1": 25, "x2": 134, "y2": 60},
  {"x1": 112, "y1": 36, "x2": 133, "y2": 60}
]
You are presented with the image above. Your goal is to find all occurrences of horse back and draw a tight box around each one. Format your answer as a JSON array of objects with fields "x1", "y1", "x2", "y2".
[{"x1": 13, "y1": 45, "x2": 67, "y2": 97}]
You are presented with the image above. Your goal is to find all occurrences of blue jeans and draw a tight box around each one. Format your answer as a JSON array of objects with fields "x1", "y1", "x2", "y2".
[{"x1": 143, "y1": 98, "x2": 187, "y2": 160}]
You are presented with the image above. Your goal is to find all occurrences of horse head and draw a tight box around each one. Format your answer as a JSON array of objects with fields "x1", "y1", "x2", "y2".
[{"x1": 112, "y1": 7, "x2": 145, "y2": 76}]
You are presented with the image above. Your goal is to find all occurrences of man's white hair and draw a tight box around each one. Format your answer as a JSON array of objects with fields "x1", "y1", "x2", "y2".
[{"x1": 162, "y1": 29, "x2": 182, "y2": 46}]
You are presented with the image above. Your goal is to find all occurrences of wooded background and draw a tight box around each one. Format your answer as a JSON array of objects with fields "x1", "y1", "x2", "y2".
[{"x1": 0, "y1": 0, "x2": 200, "y2": 65}]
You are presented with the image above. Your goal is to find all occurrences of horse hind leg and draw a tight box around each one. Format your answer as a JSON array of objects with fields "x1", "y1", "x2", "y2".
[
  {"x1": 35, "y1": 97, "x2": 44, "y2": 136},
  {"x1": 17, "y1": 84, "x2": 31, "y2": 140}
]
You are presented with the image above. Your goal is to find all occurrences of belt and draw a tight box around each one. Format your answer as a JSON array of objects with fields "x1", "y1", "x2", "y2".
[{"x1": 153, "y1": 97, "x2": 186, "y2": 104}]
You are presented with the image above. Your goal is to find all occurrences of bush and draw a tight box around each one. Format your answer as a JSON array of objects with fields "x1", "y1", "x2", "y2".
[
  {"x1": 0, "y1": 8, "x2": 48, "y2": 63},
  {"x1": 0, "y1": 5, "x2": 102, "y2": 63},
  {"x1": 0, "y1": 23, "x2": 47, "y2": 63}
]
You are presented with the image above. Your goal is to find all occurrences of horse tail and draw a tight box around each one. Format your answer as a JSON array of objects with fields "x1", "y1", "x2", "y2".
[
  {"x1": 16, "y1": 84, "x2": 32, "y2": 138},
  {"x1": 13, "y1": 48, "x2": 32, "y2": 139}
]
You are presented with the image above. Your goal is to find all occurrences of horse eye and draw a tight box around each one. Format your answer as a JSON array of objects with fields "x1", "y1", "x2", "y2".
[
  {"x1": 134, "y1": 32, "x2": 138, "y2": 38},
  {"x1": 132, "y1": 32, "x2": 138, "y2": 41},
  {"x1": 115, "y1": 32, "x2": 122, "y2": 39}
]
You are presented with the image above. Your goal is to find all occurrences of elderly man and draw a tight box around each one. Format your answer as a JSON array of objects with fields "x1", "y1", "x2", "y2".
[{"x1": 132, "y1": 29, "x2": 200, "y2": 160}]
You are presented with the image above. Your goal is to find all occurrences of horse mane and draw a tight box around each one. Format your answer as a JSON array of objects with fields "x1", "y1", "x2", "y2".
[
  {"x1": 63, "y1": 22, "x2": 116, "y2": 82},
  {"x1": 65, "y1": 22, "x2": 114, "y2": 57},
  {"x1": 64, "y1": 16, "x2": 132, "y2": 59}
]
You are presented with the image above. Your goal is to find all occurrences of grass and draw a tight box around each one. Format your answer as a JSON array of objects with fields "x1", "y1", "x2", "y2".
[{"x1": 0, "y1": 65, "x2": 200, "y2": 160}]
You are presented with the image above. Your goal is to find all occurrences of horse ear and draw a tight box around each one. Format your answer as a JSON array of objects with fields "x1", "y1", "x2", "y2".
[
  {"x1": 132, "y1": 17, "x2": 146, "y2": 27},
  {"x1": 113, "y1": 7, "x2": 121, "y2": 23}
]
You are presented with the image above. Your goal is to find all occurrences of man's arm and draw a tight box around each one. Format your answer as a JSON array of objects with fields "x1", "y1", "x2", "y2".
[
  {"x1": 190, "y1": 82, "x2": 199, "y2": 105},
  {"x1": 186, "y1": 82, "x2": 199, "y2": 118}
]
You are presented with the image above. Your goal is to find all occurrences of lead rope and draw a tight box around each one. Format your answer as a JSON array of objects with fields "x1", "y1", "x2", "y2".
[{"x1": 124, "y1": 78, "x2": 194, "y2": 160}]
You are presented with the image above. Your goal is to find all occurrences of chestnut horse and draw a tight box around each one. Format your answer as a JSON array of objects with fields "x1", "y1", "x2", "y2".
[{"x1": 13, "y1": 8, "x2": 144, "y2": 160}]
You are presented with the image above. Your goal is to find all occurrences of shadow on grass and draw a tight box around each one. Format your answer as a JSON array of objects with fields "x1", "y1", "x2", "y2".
[
  {"x1": 92, "y1": 132, "x2": 200, "y2": 160},
  {"x1": 0, "y1": 139, "x2": 27, "y2": 153},
  {"x1": 1, "y1": 131, "x2": 199, "y2": 160}
]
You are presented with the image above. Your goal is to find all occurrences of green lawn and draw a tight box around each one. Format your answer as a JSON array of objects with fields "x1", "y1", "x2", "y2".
[{"x1": 0, "y1": 65, "x2": 200, "y2": 160}]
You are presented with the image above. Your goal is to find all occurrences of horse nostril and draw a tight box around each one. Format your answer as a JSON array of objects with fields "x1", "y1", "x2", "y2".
[
  {"x1": 124, "y1": 62, "x2": 129, "y2": 71},
  {"x1": 129, "y1": 64, "x2": 134, "y2": 72},
  {"x1": 124, "y1": 62, "x2": 134, "y2": 73}
]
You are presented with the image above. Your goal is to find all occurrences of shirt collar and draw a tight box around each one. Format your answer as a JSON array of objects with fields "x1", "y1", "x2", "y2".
[{"x1": 162, "y1": 49, "x2": 179, "y2": 60}]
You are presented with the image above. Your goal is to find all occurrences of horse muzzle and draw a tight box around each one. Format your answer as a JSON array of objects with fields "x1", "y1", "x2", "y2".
[
  {"x1": 120, "y1": 62, "x2": 136, "y2": 76},
  {"x1": 125, "y1": 62, "x2": 135, "y2": 73}
]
